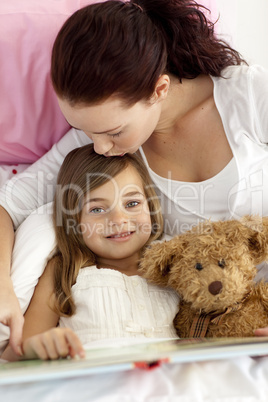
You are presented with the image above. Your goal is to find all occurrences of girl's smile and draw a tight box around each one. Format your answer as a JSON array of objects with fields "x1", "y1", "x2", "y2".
[{"x1": 106, "y1": 231, "x2": 134, "y2": 240}]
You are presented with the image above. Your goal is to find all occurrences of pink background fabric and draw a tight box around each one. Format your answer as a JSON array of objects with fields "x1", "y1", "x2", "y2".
[
  {"x1": 0, "y1": 0, "x2": 218, "y2": 165},
  {"x1": 0, "y1": 0, "x2": 105, "y2": 164}
]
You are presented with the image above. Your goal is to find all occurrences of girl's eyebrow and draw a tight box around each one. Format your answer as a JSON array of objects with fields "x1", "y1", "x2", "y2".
[
  {"x1": 122, "y1": 191, "x2": 145, "y2": 198},
  {"x1": 84, "y1": 197, "x2": 106, "y2": 205},
  {"x1": 84, "y1": 192, "x2": 144, "y2": 205}
]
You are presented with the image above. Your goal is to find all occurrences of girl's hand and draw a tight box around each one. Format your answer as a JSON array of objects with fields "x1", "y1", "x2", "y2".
[
  {"x1": 22, "y1": 328, "x2": 85, "y2": 360},
  {"x1": 254, "y1": 327, "x2": 268, "y2": 337}
]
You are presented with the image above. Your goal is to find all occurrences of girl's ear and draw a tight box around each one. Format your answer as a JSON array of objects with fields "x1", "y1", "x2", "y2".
[
  {"x1": 150, "y1": 74, "x2": 170, "y2": 103},
  {"x1": 139, "y1": 240, "x2": 175, "y2": 287}
]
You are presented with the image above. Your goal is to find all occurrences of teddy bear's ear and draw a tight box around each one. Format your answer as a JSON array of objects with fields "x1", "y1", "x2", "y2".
[
  {"x1": 139, "y1": 235, "x2": 186, "y2": 287},
  {"x1": 139, "y1": 241, "x2": 176, "y2": 286},
  {"x1": 240, "y1": 216, "x2": 268, "y2": 265}
]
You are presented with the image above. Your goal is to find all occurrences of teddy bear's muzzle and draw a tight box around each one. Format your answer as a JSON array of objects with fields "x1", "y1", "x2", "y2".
[{"x1": 208, "y1": 281, "x2": 223, "y2": 295}]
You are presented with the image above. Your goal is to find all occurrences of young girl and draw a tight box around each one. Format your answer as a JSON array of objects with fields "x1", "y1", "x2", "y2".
[
  {"x1": 1, "y1": 0, "x2": 268, "y2": 352},
  {"x1": 2, "y1": 144, "x2": 179, "y2": 361}
]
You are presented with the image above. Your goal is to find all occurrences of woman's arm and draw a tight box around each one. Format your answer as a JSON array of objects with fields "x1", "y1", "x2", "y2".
[
  {"x1": 0, "y1": 206, "x2": 24, "y2": 355},
  {"x1": 255, "y1": 328, "x2": 268, "y2": 336},
  {"x1": 1, "y1": 258, "x2": 84, "y2": 361},
  {"x1": 0, "y1": 128, "x2": 91, "y2": 229}
]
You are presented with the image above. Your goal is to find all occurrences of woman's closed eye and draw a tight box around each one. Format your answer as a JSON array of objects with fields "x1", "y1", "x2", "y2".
[{"x1": 108, "y1": 131, "x2": 122, "y2": 138}]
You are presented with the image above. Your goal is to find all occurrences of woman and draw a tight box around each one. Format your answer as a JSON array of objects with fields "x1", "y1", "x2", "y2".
[{"x1": 0, "y1": 0, "x2": 268, "y2": 354}]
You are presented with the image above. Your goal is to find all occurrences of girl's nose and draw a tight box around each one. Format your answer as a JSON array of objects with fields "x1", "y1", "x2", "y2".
[
  {"x1": 109, "y1": 207, "x2": 128, "y2": 225},
  {"x1": 92, "y1": 136, "x2": 113, "y2": 155}
]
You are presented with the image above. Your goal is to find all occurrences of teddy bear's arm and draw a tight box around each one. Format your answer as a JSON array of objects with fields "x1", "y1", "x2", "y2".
[{"x1": 173, "y1": 302, "x2": 194, "y2": 338}]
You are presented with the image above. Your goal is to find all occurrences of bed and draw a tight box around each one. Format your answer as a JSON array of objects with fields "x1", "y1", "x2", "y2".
[{"x1": 1, "y1": 1, "x2": 268, "y2": 401}]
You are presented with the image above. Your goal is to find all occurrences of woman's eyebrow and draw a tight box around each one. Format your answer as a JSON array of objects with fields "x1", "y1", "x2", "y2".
[{"x1": 65, "y1": 119, "x2": 122, "y2": 134}]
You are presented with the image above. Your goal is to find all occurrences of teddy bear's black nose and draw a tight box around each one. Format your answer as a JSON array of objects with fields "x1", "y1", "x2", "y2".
[{"x1": 208, "y1": 281, "x2": 223, "y2": 295}]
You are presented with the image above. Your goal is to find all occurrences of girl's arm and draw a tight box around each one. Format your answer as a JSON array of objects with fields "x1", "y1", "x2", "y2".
[
  {"x1": 1, "y1": 258, "x2": 84, "y2": 361},
  {"x1": 0, "y1": 128, "x2": 90, "y2": 355}
]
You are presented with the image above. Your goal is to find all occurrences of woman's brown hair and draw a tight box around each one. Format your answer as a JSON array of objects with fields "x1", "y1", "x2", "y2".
[
  {"x1": 52, "y1": 144, "x2": 163, "y2": 316},
  {"x1": 51, "y1": 0, "x2": 246, "y2": 106}
]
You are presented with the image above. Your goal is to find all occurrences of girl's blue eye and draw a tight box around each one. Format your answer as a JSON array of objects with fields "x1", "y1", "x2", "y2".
[
  {"x1": 90, "y1": 207, "x2": 105, "y2": 214},
  {"x1": 126, "y1": 201, "x2": 139, "y2": 208},
  {"x1": 109, "y1": 131, "x2": 122, "y2": 138}
]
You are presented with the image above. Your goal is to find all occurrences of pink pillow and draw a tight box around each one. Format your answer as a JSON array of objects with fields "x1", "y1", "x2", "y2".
[
  {"x1": 0, "y1": 0, "x2": 217, "y2": 165},
  {"x1": 0, "y1": 0, "x2": 103, "y2": 164}
]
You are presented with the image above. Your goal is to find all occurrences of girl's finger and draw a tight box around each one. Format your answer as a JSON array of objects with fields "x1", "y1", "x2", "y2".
[
  {"x1": 40, "y1": 331, "x2": 61, "y2": 360},
  {"x1": 23, "y1": 336, "x2": 50, "y2": 360},
  {"x1": 53, "y1": 330, "x2": 71, "y2": 358},
  {"x1": 64, "y1": 328, "x2": 85, "y2": 358}
]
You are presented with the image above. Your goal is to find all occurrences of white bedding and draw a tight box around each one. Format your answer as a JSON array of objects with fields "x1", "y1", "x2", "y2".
[
  {"x1": 1, "y1": 355, "x2": 268, "y2": 402},
  {"x1": 1, "y1": 165, "x2": 268, "y2": 402}
]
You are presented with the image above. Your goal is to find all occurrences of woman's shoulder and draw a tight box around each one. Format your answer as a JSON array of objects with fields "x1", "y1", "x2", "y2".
[
  {"x1": 211, "y1": 64, "x2": 268, "y2": 113},
  {"x1": 212, "y1": 64, "x2": 268, "y2": 86},
  {"x1": 213, "y1": 64, "x2": 268, "y2": 147}
]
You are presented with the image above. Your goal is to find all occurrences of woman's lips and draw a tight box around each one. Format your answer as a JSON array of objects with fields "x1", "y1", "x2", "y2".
[{"x1": 104, "y1": 152, "x2": 125, "y2": 157}]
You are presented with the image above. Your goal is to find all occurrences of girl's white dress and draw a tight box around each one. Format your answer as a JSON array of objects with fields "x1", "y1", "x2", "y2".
[{"x1": 59, "y1": 266, "x2": 180, "y2": 344}]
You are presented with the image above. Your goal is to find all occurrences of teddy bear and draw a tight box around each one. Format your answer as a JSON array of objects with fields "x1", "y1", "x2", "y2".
[{"x1": 139, "y1": 216, "x2": 268, "y2": 338}]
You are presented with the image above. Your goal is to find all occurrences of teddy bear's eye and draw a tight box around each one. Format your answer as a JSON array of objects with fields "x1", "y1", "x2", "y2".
[
  {"x1": 195, "y1": 263, "x2": 203, "y2": 271},
  {"x1": 218, "y1": 259, "x2": 226, "y2": 268}
]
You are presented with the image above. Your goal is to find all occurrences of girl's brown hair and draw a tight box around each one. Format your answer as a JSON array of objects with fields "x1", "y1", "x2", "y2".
[
  {"x1": 52, "y1": 144, "x2": 163, "y2": 316},
  {"x1": 51, "y1": 0, "x2": 246, "y2": 106}
]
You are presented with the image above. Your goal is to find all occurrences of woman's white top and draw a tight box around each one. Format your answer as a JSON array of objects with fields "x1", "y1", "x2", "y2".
[
  {"x1": 1, "y1": 64, "x2": 268, "y2": 231},
  {"x1": 138, "y1": 148, "x2": 238, "y2": 235},
  {"x1": 59, "y1": 266, "x2": 180, "y2": 344}
]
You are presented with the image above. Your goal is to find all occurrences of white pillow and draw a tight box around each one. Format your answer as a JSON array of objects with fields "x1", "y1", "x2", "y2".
[{"x1": 0, "y1": 202, "x2": 55, "y2": 353}]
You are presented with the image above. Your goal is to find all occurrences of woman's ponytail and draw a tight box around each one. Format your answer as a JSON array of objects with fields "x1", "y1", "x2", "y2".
[{"x1": 133, "y1": 0, "x2": 246, "y2": 79}]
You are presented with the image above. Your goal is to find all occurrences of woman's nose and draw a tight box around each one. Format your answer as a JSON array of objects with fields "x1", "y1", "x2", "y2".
[{"x1": 92, "y1": 136, "x2": 113, "y2": 155}]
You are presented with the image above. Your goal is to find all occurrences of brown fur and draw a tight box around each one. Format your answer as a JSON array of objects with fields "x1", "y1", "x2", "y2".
[{"x1": 139, "y1": 216, "x2": 268, "y2": 337}]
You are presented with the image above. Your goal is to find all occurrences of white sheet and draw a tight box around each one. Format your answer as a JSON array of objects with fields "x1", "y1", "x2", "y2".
[
  {"x1": 1, "y1": 165, "x2": 268, "y2": 402},
  {"x1": 1, "y1": 356, "x2": 268, "y2": 402}
]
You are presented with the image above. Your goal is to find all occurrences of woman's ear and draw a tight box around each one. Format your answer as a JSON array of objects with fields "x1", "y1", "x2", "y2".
[{"x1": 150, "y1": 74, "x2": 170, "y2": 103}]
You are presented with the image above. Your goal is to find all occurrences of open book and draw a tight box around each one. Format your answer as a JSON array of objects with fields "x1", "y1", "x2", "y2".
[{"x1": 1, "y1": 336, "x2": 268, "y2": 385}]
